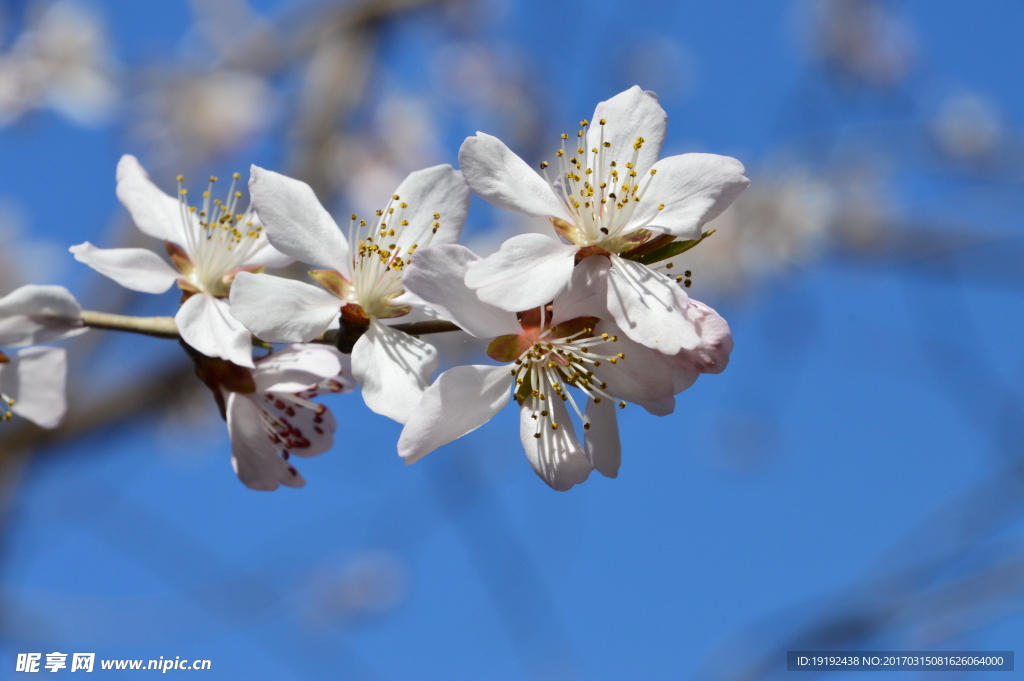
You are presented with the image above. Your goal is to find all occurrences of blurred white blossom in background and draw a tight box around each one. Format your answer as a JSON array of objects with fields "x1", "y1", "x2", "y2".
[
  {"x1": 806, "y1": 0, "x2": 916, "y2": 87},
  {"x1": 303, "y1": 550, "x2": 409, "y2": 628},
  {"x1": 0, "y1": 0, "x2": 119, "y2": 127},
  {"x1": 931, "y1": 93, "x2": 1005, "y2": 163},
  {"x1": 133, "y1": 68, "x2": 274, "y2": 168},
  {"x1": 673, "y1": 169, "x2": 836, "y2": 297}
]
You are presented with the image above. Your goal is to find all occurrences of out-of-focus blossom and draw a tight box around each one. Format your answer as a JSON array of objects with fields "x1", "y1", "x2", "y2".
[
  {"x1": 430, "y1": 41, "x2": 543, "y2": 154},
  {"x1": 0, "y1": 284, "x2": 85, "y2": 429},
  {"x1": 459, "y1": 86, "x2": 747, "y2": 355},
  {"x1": 191, "y1": 344, "x2": 354, "y2": 490},
  {"x1": 133, "y1": 69, "x2": 273, "y2": 166},
  {"x1": 932, "y1": 94, "x2": 1005, "y2": 163},
  {"x1": 304, "y1": 550, "x2": 409, "y2": 627},
  {"x1": 333, "y1": 95, "x2": 445, "y2": 216},
  {"x1": 71, "y1": 155, "x2": 293, "y2": 367},
  {"x1": 0, "y1": 0, "x2": 119, "y2": 127},
  {"x1": 672, "y1": 170, "x2": 836, "y2": 296},
  {"x1": 230, "y1": 164, "x2": 469, "y2": 425},
  {"x1": 399, "y1": 246, "x2": 699, "y2": 491},
  {"x1": 807, "y1": 0, "x2": 916, "y2": 87}
]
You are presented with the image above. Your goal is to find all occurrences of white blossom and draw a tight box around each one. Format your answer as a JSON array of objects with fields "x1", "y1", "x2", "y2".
[
  {"x1": 229, "y1": 164, "x2": 470, "y2": 424},
  {"x1": 0, "y1": 0, "x2": 118, "y2": 127},
  {"x1": 70, "y1": 155, "x2": 293, "y2": 367},
  {"x1": 196, "y1": 344, "x2": 354, "y2": 491},
  {"x1": 458, "y1": 85, "x2": 748, "y2": 355},
  {"x1": 397, "y1": 244, "x2": 697, "y2": 491}
]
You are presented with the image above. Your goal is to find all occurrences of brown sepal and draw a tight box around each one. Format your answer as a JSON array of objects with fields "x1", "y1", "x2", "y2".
[
  {"x1": 574, "y1": 246, "x2": 611, "y2": 265},
  {"x1": 0, "y1": 350, "x2": 9, "y2": 364},
  {"x1": 221, "y1": 265, "x2": 265, "y2": 292},
  {"x1": 165, "y1": 240, "x2": 194, "y2": 275},
  {"x1": 550, "y1": 217, "x2": 582, "y2": 243},
  {"x1": 309, "y1": 269, "x2": 349, "y2": 300},
  {"x1": 487, "y1": 334, "x2": 533, "y2": 363},
  {"x1": 337, "y1": 303, "x2": 371, "y2": 354},
  {"x1": 179, "y1": 340, "x2": 256, "y2": 421}
]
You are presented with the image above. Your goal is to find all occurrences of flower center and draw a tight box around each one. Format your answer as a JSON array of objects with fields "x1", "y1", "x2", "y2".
[
  {"x1": 539, "y1": 119, "x2": 665, "y2": 251},
  {"x1": 176, "y1": 173, "x2": 267, "y2": 296},
  {"x1": 346, "y1": 194, "x2": 443, "y2": 319},
  {"x1": 512, "y1": 327, "x2": 627, "y2": 438}
]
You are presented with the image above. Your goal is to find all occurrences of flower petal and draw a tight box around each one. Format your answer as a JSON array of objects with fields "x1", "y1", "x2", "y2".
[
  {"x1": 261, "y1": 391, "x2": 337, "y2": 458},
  {"x1": 399, "y1": 363, "x2": 512, "y2": 464},
  {"x1": 606, "y1": 256, "x2": 700, "y2": 355},
  {"x1": 253, "y1": 344, "x2": 344, "y2": 393},
  {"x1": 0, "y1": 285, "x2": 86, "y2": 347},
  {"x1": 176, "y1": 294, "x2": 254, "y2": 368},
  {"x1": 249, "y1": 165, "x2": 351, "y2": 276},
  {"x1": 115, "y1": 154, "x2": 191, "y2": 243},
  {"x1": 587, "y1": 86, "x2": 667, "y2": 175},
  {"x1": 591, "y1": 320, "x2": 677, "y2": 416},
  {"x1": 242, "y1": 242, "x2": 295, "y2": 269},
  {"x1": 0, "y1": 346, "x2": 67, "y2": 429},
  {"x1": 458, "y1": 132, "x2": 574, "y2": 221},
  {"x1": 584, "y1": 397, "x2": 621, "y2": 479},
  {"x1": 352, "y1": 319, "x2": 439, "y2": 424},
  {"x1": 229, "y1": 272, "x2": 340, "y2": 343},
  {"x1": 671, "y1": 299, "x2": 734, "y2": 374},
  {"x1": 550, "y1": 255, "x2": 611, "y2": 326},
  {"x1": 70, "y1": 242, "x2": 180, "y2": 294},
  {"x1": 403, "y1": 244, "x2": 521, "y2": 338},
  {"x1": 390, "y1": 165, "x2": 470, "y2": 249},
  {"x1": 464, "y1": 233, "x2": 578, "y2": 312},
  {"x1": 629, "y1": 153, "x2": 750, "y2": 239},
  {"x1": 519, "y1": 392, "x2": 592, "y2": 491},
  {"x1": 226, "y1": 392, "x2": 305, "y2": 491}
]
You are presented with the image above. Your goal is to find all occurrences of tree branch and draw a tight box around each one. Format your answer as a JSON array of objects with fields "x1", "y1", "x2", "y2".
[{"x1": 80, "y1": 310, "x2": 464, "y2": 343}]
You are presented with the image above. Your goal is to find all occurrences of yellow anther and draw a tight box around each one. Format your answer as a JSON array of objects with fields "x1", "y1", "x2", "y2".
[{"x1": 561, "y1": 133, "x2": 569, "y2": 140}]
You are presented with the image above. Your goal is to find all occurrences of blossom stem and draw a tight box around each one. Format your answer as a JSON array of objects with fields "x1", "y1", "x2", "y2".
[
  {"x1": 80, "y1": 311, "x2": 463, "y2": 342},
  {"x1": 80, "y1": 311, "x2": 180, "y2": 339}
]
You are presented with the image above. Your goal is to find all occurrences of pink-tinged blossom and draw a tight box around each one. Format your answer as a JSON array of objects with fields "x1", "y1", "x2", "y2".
[
  {"x1": 397, "y1": 244, "x2": 696, "y2": 491},
  {"x1": 195, "y1": 344, "x2": 354, "y2": 491},
  {"x1": 229, "y1": 164, "x2": 469, "y2": 424},
  {"x1": 458, "y1": 86, "x2": 748, "y2": 356},
  {"x1": 70, "y1": 155, "x2": 293, "y2": 367}
]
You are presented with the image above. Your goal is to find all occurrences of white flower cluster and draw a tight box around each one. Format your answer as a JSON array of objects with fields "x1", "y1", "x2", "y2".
[{"x1": 4, "y1": 86, "x2": 749, "y2": 492}]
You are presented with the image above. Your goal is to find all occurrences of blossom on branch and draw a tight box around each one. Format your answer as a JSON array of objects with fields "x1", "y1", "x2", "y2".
[
  {"x1": 458, "y1": 86, "x2": 748, "y2": 355},
  {"x1": 229, "y1": 164, "x2": 470, "y2": 424},
  {"x1": 0, "y1": 285, "x2": 85, "y2": 428},
  {"x1": 189, "y1": 343, "x2": 354, "y2": 490},
  {"x1": 70, "y1": 155, "x2": 293, "y2": 367},
  {"x1": 397, "y1": 244, "x2": 700, "y2": 491}
]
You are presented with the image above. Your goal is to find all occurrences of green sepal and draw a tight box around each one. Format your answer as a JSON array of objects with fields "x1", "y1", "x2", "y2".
[{"x1": 630, "y1": 229, "x2": 716, "y2": 265}]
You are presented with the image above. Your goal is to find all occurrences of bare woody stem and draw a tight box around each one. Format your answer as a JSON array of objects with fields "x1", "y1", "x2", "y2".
[
  {"x1": 80, "y1": 311, "x2": 180, "y2": 339},
  {"x1": 80, "y1": 310, "x2": 463, "y2": 343}
]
